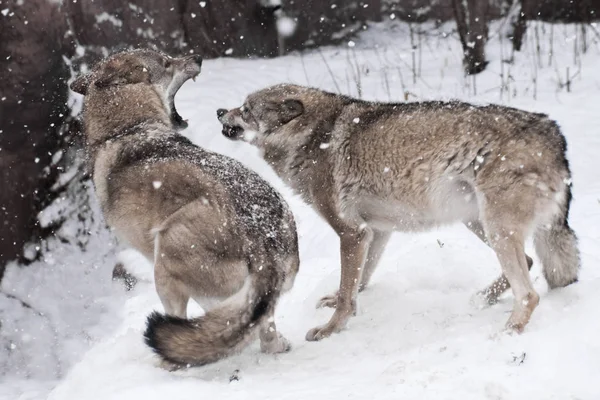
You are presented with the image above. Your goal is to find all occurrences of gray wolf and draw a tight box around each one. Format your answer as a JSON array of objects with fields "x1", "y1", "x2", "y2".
[
  {"x1": 70, "y1": 50, "x2": 299, "y2": 369},
  {"x1": 217, "y1": 83, "x2": 579, "y2": 341}
]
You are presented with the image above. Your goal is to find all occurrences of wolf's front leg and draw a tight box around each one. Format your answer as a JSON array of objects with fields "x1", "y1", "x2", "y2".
[
  {"x1": 317, "y1": 229, "x2": 391, "y2": 309},
  {"x1": 306, "y1": 228, "x2": 372, "y2": 341}
]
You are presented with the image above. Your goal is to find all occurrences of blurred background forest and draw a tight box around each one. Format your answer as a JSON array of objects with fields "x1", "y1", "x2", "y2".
[{"x1": 1, "y1": 0, "x2": 599, "y2": 281}]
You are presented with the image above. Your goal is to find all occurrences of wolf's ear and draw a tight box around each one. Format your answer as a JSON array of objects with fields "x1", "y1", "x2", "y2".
[
  {"x1": 279, "y1": 99, "x2": 304, "y2": 124},
  {"x1": 94, "y1": 58, "x2": 150, "y2": 89},
  {"x1": 70, "y1": 73, "x2": 93, "y2": 95}
]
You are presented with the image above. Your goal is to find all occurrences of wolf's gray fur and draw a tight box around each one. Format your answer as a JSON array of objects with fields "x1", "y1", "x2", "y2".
[
  {"x1": 217, "y1": 84, "x2": 580, "y2": 341},
  {"x1": 70, "y1": 51, "x2": 299, "y2": 369}
]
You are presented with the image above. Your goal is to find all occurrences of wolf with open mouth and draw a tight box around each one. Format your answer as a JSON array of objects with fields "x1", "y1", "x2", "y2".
[
  {"x1": 217, "y1": 83, "x2": 580, "y2": 342},
  {"x1": 70, "y1": 50, "x2": 300, "y2": 369}
]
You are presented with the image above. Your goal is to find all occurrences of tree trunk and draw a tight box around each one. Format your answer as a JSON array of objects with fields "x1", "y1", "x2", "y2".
[
  {"x1": 0, "y1": 0, "x2": 72, "y2": 279},
  {"x1": 452, "y1": 0, "x2": 489, "y2": 74},
  {"x1": 512, "y1": 0, "x2": 529, "y2": 51}
]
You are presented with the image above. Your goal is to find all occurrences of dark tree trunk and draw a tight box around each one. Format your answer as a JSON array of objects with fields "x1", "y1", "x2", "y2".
[
  {"x1": 512, "y1": 0, "x2": 530, "y2": 51},
  {"x1": 452, "y1": 0, "x2": 490, "y2": 75},
  {"x1": 0, "y1": 0, "x2": 73, "y2": 279}
]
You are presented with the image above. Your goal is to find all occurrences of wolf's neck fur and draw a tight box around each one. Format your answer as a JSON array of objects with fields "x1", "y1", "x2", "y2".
[
  {"x1": 260, "y1": 113, "x2": 338, "y2": 204},
  {"x1": 84, "y1": 84, "x2": 171, "y2": 148}
]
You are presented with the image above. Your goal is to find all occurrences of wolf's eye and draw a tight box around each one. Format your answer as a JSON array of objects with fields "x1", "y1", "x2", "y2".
[
  {"x1": 240, "y1": 106, "x2": 249, "y2": 115},
  {"x1": 164, "y1": 59, "x2": 171, "y2": 68}
]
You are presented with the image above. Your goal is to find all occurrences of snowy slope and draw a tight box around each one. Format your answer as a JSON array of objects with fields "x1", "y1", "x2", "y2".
[{"x1": 4, "y1": 21, "x2": 600, "y2": 399}]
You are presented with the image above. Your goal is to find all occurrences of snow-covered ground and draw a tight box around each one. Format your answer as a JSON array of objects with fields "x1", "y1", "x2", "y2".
[{"x1": 2, "y1": 20, "x2": 600, "y2": 400}]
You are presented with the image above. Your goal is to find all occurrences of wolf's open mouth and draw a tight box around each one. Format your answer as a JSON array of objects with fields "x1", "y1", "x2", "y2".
[
  {"x1": 170, "y1": 103, "x2": 188, "y2": 130},
  {"x1": 168, "y1": 69, "x2": 200, "y2": 130},
  {"x1": 222, "y1": 124, "x2": 244, "y2": 139}
]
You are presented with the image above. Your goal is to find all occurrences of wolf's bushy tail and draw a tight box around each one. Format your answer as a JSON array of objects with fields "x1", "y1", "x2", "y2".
[
  {"x1": 534, "y1": 185, "x2": 580, "y2": 289},
  {"x1": 144, "y1": 252, "x2": 281, "y2": 367}
]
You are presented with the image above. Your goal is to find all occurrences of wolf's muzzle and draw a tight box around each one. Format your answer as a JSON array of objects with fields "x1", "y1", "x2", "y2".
[
  {"x1": 221, "y1": 125, "x2": 244, "y2": 140},
  {"x1": 216, "y1": 109, "x2": 244, "y2": 139}
]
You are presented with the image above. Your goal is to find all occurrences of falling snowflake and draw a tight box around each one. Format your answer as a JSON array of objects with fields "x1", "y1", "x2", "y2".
[{"x1": 276, "y1": 16, "x2": 297, "y2": 38}]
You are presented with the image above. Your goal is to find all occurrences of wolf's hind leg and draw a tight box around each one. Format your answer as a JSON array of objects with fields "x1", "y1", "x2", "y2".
[
  {"x1": 154, "y1": 266, "x2": 189, "y2": 318},
  {"x1": 489, "y1": 230, "x2": 539, "y2": 332},
  {"x1": 259, "y1": 310, "x2": 291, "y2": 354},
  {"x1": 479, "y1": 195, "x2": 540, "y2": 332},
  {"x1": 153, "y1": 233, "x2": 190, "y2": 318},
  {"x1": 465, "y1": 219, "x2": 533, "y2": 305}
]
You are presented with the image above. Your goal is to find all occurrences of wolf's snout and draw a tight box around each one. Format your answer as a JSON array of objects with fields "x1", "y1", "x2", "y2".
[
  {"x1": 216, "y1": 108, "x2": 244, "y2": 140},
  {"x1": 192, "y1": 55, "x2": 203, "y2": 68},
  {"x1": 174, "y1": 54, "x2": 203, "y2": 78}
]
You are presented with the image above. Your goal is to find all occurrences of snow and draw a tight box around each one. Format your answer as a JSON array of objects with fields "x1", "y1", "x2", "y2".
[
  {"x1": 276, "y1": 16, "x2": 297, "y2": 38},
  {"x1": 94, "y1": 12, "x2": 123, "y2": 28},
  {"x1": 0, "y1": 186, "x2": 126, "y2": 399},
  {"x1": 3, "y1": 20, "x2": 600, "y2": 400}
]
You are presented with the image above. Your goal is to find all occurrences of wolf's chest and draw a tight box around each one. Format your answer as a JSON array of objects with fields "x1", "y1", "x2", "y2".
[{"x1": 92, "y1": 150, "x2": 116, "y2": 211}]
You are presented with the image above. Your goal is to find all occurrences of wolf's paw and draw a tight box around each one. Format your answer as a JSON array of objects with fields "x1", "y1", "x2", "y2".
[
  {"x1": 470, "y1": 288, "x2": 499, "y2": 309},
  {"x1": 503, "y1": 294, "x2": 539, "y2": 334},
  {"x1": 305, "y1": 324, "x2": 337, "y2": 342},
  {"x1": 487, "y1": 324, "x2": 520, "y2": 341},
  {"x1": 158, "y1": 358, "x2": 185, "y2": 372},
  {"x1": 503, "y1": 322, "x2": 525, "y2": 335},
  {"x1": 305, "y1": 313, "x2": 349, "y2": 342},
  {"x1": 316, "y1": 292, "x2": 338, "y2": 309},
  {"x1": 112, "y1": 262, "x2": 138, "y2": 291},
  {"x1": 260, "y1": 333, "x2": 291, "y2": 354},
  {"x1": 469, "y1": 291, "x2": 491, "y2": 310}
]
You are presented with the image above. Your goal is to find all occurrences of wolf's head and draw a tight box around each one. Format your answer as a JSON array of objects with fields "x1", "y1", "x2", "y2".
[
  {"x1": 70, "y1": 49, "x2": 202, "y2": 130},
  {"x1": 216, "y1": 84, "x2": 306, "y2": 143}
]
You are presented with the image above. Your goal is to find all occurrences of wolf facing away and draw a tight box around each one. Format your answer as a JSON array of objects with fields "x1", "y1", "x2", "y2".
[
  {"x1": 217, "y1": 84, "x2": 580, "y2": 341},
  {"x1": 70, "y1": 51, "x2": 299, "y2": 369}
]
